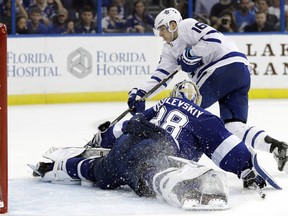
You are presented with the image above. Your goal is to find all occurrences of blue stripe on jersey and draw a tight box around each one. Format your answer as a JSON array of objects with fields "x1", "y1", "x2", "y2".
[
  {"x1": 211, "y1": 135, "x2": 242, "y2": 166},
  {"x1": 156, "y1": 68, "x2": 170, "y2": 76},
  {"x1": 151, "y1": 75, "x2": 162, "y2": 83},
  {"x1": 201, "y1": 38, "x2": 221, "y2": 44},
  {"x1": 198, "y1": 51, "x2": 247, "y2": 77},
  {"x1": 195, "y1": 52, "x2": 248, "y2": 84},
  {"x1": 152, "y1": 69, "x2": 170, "y2": 87}
]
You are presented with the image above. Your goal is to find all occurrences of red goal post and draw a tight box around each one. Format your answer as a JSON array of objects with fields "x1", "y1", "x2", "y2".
[{"x1": 0, "y1": 23, "x2": 8, "y2": 214}]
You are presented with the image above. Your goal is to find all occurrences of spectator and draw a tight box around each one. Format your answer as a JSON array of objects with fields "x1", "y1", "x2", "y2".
[
  {"x1": 74, "y1": 5, "x2": 97, "y2": 34},
  {"x1": 233, "y1": 0, "x2": 256, "y2": 32},
  {"x1": 48, "y1": 7, "x2": 74, "y2": 34},
  {"x1": 28, "y1": 0, "x2": 64, "y2": 25},
  {"x1": 0, "y1": 0, "x2": 12, "y2": 34},
  {"x1": 0, "y1": 0, "x2": 28, "y2": 34},
  {"x1": 244, "y1": 11, "x2": 275, "y2": 31},
  {"x1": 215, "y1": 10, "x2": 238, "y2": 32},
  {"x1": 16, "y1": 15, "x2": 28, "y2": 34},
  {"x1": 194, "y1": 0, "x2": 219, "y2": 19},
  {"x1": 62, "y1": 0, "x2": 98, "y2": 21},
  {"x1": 256, "y1": 0, "x2": 279, "y2": 26},
  {"x1": 101, "y1": 4, "x2": 126, "y2": 33},
  {"x1": 210, "y1": 0, "x2": 236, "y2": 27},
  {"x1": 16, "y1": 0, "x2": 29, "y2": 19},
  {"x1": 267, "y1": 0, "x2": 288, "y2": 19},
  {"x1": 125, "y1": 0, "x2": 154, "y2": 33},
  {"x1": 113, "y1": 0, "x2": 130, "y2": 20},
  {"x1": 27, "y1": 6, "x2": 48, "y2": 34}
]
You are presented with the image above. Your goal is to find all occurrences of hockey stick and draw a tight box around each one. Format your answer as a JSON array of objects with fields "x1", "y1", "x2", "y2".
[
  {"x1": 249, "y1": 147, "x2": 282, "y2": 190},
  {"x1": 98, "y1": 68, "x2": 180, "y2": 132}
]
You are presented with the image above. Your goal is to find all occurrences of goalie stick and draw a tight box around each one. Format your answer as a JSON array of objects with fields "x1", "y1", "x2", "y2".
[
  {"x1": 98, "y1": 68, "x2": 180, "y2": 132},
  {"x1": 249, "y1": 147, "x2": 282, "y2": 190}
]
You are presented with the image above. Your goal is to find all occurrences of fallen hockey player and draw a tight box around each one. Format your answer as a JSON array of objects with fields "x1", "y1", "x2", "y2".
[
  {"x1": 30, "y1": 80, "x2": 277, "y2": 210},
  {"x1": 30, "y1": 118, "x2": 229, "y2": 210}
]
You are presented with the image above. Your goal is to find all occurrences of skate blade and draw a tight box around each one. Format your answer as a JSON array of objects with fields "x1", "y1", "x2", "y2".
[{"x1": 182, "y1": 199, "x2": 229, "y2": 211}]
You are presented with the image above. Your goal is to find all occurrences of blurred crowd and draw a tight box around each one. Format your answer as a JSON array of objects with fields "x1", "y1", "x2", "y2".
[{"x1": 0, "y1": 0, "x2": 287, "y2": 35}]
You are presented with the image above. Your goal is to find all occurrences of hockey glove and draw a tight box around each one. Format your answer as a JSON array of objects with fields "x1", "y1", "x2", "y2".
[
  {"x1": 127, "y1": 88, "x2": 146, "y2": 115},
  {"x1": 177, "y1": 48, "x2": 202, "y2": 73},
  {"x1": 241, "y1": 169, "x2": 267, "y2": 189}
]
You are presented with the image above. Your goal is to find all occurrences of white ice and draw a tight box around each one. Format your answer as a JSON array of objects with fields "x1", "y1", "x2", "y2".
[{"x1": 5, "y1": 99, "x2": 288, "y2": 215}]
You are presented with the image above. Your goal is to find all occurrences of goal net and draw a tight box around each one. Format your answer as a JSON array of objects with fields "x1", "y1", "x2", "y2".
[{"x1": 0, "y1": 23, "x2": 8, "y2": 214}]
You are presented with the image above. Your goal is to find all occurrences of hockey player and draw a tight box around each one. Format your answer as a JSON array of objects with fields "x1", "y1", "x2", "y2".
[
  {"x1": 31, "y1": 81, "x2": 268, "y2": 210},
  {"x1": 89, "y1": 81, "x2": 268, "y2": 189},
  {"x1": 32, "y1": 115, "x2": 230, "y2": 210},
  {"x1": 127, "y1": 7, "x2": 288, "y2": 174}
]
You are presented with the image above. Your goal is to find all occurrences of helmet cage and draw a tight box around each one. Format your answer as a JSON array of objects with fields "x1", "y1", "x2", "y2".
[{"x1": 170, "y1": 80, "x2": 202, "y2": 106}]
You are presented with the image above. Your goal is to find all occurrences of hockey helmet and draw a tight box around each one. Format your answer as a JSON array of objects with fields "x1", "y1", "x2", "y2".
[
  {"x1": 154, "y1": 8, "x2": 182, "y2": 33},
  {"x1": 170, "y1": 80, "x2": 202, "y2": 106}
]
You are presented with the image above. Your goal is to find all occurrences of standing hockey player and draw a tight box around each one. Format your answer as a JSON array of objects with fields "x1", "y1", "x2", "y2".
[{"x1": 126, "y1": 7, "x2": 288, "y2": 173}]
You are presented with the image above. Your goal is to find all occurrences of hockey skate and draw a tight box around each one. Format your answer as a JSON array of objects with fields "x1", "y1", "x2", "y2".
[
  {"x1": 266, "y1": 136, "x2": 288, "y2": 173},
  {"x1": 27, "y1": 162, "x2": 53, "y2": 177}
]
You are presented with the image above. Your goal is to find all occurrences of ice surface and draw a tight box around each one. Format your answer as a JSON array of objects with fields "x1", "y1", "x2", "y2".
[{"x1": 5, "y1": 100, "x2": 288, "y2": 215}]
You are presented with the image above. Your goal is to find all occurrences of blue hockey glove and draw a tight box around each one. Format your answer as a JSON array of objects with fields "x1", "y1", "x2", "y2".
[
  {"x1": 177, "y1": 48, "x2": 202, "y2": 73},
  {"x1": 127, "y1": 88, "x2": 146, "y2": 115},
  {"x1": 241, "y1": 169, "x2": 267, "y2": 189}
]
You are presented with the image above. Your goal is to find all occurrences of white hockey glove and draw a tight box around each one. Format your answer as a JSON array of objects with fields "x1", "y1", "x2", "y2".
[
  {"x1": 127, "y1": 88, "x2": 147, "y2": 115},
  {"x1": 177, "y1": 48, "x2": 202, "y2": 73}
]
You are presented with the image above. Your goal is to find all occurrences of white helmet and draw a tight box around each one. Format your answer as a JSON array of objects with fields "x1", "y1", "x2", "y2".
[
  {"x1": 170, "y1": 80, "x2": 202, "y2": 106},
  {"x1": 154, "y1": 8, "x2": 182, "y2": 32}
]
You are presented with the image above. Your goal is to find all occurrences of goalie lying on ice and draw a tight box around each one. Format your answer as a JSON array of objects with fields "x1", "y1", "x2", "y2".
[{"x1": 30, "y1": 116, "x2": 229, "y2": 210}]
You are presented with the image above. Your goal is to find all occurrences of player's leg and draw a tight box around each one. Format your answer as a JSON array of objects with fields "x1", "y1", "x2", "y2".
[
  {"x1": 198, "y1": 62, "x2": 288, "y2": 173},
  {"x1": 29, "y1": 147, "x2": 108, "y2": 185},
  {"x1": 225, "y1": 121, "x2": 288, "y2": 173},
  {"x1": 198, "y1": 62, "x2": 250, "y2": 123}
]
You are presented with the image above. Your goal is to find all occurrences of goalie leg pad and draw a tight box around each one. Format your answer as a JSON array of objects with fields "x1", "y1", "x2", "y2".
[
  {"x1": 152, "y1": 156, "x2": 229, "y2": 210},
  {"x1": 36, "y1": 147, "x2": 104, "y2": 185},
  {"x1": 42, "y1": 147, "x2": 87, "y2": 161}
]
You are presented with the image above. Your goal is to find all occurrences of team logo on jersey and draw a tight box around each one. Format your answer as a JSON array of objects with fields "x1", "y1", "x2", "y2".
[{"x1": 67, "y1": 47, "x2": 92, "y2": 78}]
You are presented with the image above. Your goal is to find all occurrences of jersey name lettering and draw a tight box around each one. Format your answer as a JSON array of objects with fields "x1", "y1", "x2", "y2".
[{"x1": 164, "y1": 98, "x2": 203, "y2": 118}]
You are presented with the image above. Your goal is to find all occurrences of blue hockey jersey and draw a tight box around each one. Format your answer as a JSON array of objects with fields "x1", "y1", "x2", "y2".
[{"x1": 100, "y1": 97, "x2": 253, "y2": 176}]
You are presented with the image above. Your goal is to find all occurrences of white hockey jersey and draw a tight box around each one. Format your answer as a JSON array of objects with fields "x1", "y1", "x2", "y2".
[{"x1": 140, "y1": 18, "x2": 251, "y2": 93}]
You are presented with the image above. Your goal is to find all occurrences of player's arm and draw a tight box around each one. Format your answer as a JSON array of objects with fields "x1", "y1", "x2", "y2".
[
  {"x1": 127, "y1": 51, "x2": 178, "y2": 115},
  {"x1": 177, "y1": 20, "x2": 223, "y2": 73}
]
